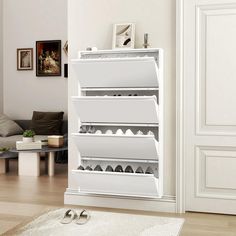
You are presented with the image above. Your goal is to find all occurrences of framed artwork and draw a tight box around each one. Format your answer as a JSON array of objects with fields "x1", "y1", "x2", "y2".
[
  {"x1": 17, "y1": 48, "x2": 33, "y2": 70},
  {"x1": 36, "y1": 40, "x2": 61, "y2": 76},
  {"x1": 112, "y1": 23, "x2": 135, "y2": 49},
  {"x1": 63, "y1": 41, "x2": 68, "y2": 55},
  {"x1": 64, "y1": 64, "x2": 68, "y2": 78}
]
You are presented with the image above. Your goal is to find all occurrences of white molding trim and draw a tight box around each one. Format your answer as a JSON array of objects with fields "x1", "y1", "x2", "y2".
[
  {"x1": 176, "y1": 0, "x2": 185, "y2": 213},
  {"x1": 64, "y1": 189, "x2": 176, "y2": 213}
]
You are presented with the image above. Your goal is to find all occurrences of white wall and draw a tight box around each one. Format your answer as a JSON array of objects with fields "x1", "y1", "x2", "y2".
[
  {"x1": 0, "y1": 0, "x2": 3, "y2": 113},
  {"x1": 68, "y1": 0, "x2": 176, "y2": 196},
  {"x1": 3, "y1": 0, "x2": 68, "y2": 119}
]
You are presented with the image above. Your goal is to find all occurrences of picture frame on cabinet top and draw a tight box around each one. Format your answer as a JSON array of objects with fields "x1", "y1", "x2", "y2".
[{"x1": 112, "y1": 23, "x2": 135, "y2": 50}]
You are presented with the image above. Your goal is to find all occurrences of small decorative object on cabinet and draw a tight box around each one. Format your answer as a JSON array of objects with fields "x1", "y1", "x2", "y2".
[
  {"x1": 65, "y1": 48, "x2": 175, "y2": 212},
  {"x1": 143, "y1": 33, "x2": 150, "y2": 48},
  {"x1": 63, "y1": 41, "x2": 68, "y2": 55},
  {"x1": 112, "y1": 23, "x2": 135, "y2": 49}
]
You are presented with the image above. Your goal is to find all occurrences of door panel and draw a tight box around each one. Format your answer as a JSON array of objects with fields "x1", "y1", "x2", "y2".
[
  {"x1": 196, "y1": 3, "x2": 236, "y2": 135},
  {"x1": 185, "y1": 0, "x2": 236, "y2": 214}
]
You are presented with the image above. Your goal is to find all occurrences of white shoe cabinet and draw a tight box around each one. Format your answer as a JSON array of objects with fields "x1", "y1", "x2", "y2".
[{"x1": 65, "y1": 49, "x2": 170, "y2": 212}]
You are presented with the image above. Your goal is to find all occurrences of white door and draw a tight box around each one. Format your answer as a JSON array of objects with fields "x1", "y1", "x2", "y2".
[{"x1": 184, "y1": 0, "x2": 236, "y2": 214}]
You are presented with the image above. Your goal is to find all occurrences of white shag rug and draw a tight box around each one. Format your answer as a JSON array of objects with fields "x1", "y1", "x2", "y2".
[{"x1": 13, "y1": 209, "x2": 184, "y2": 236}]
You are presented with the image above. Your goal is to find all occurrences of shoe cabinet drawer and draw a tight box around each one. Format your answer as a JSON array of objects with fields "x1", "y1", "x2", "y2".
[
  {"x1": 72, "y1": 96, "x2": 159, "y2": 124},
  {"x1": 71, "y1": 57, "x2": 158, "y2": 88},
  {"x1": 72, "y1": 170, "x2": 160, "y2": 198},
  {"x1": 72, "y1": 133, "x2": 159, "y2": 160}
]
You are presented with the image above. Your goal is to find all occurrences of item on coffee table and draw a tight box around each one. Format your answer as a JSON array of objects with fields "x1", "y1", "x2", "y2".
[
  {"x1": 16, "y1": 141, "x2": 42, "y2": 150},
  {"x1": 40, "y1": 139, "x2": 48, "y2": 146},
  {"x1": 48, "y1": 135, "x2": 64, "y2": 148},
  {"x1": 0, "y1": 147, "x2": 9, "y2": 154},
  {"x1": 22, "y1": 130, "x2": 35, "y2": 143}
]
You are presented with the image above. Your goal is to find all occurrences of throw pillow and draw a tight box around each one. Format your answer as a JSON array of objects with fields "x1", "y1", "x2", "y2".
[
  {"x1": 0, "y1": 114, "x2": 24, "y2": 137},
  {"x1": 32, "y1": 111, "x2": 64, "y2": 120},
  {"x1": 30, "y1": 119, "x2": 63, "y2": 135},
  {"x1": 30, "y1": 111, "x2": 64, "y2": 135}
]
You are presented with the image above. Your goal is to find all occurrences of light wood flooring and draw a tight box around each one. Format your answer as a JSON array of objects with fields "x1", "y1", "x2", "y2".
[{"x1": 0, "y1": 160, "x2": 236, "y2": 235}]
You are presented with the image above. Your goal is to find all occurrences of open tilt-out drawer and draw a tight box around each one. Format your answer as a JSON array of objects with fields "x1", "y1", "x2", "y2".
[
  {"x1": 72, "y1": 170, "x2": 160, "y2": 198},
  {"x1": 72, "y1": 96, "x2": 159, "y2": 124},
  {"x1": 72, "y1": 133, "x2": 159, "y2": 160},
  {"x1": 71, "y1": 57, "x2": 159, "y2": 88}
]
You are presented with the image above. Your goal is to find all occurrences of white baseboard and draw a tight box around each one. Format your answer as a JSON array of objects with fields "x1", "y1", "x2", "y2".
[{"x1": 64, "y1": 189, "x2": 176, "y2": 213}]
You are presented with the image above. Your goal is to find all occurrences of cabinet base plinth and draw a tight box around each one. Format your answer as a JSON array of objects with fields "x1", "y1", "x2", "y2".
[{"x1": 64, "y1": 189, "x2": 176, "y2": 213}]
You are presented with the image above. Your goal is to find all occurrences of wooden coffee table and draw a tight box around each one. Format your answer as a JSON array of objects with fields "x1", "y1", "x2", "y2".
[{"x1": 10, "y1": 146, "x2": 68, "y2": 177}]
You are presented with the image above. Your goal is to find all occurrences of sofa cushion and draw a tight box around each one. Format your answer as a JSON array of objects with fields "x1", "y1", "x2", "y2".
[
  {"x1": 0, "y1": 135, "x2": 48, "y2": 148},
  {"x1": 32, "y1": 111, "x2": 64, "y2": 120},
  {"x1": 0, "y1": 114, "x2": 24, "y2": 137},
  {"x1": 30, "y1": 120, "x2": 63, "y2": 135},
  {"x1": 30, "y1": 111, "x2": 64, "y2": 135}
]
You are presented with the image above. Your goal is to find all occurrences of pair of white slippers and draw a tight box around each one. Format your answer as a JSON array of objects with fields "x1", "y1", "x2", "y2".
[{"x1": 60, "y1": 209, "x2": 90, "y2": 225}]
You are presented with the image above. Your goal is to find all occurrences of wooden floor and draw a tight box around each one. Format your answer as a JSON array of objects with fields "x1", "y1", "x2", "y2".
[{"x1": 0, "y1": 160, "x2": 236, "y2": 235}]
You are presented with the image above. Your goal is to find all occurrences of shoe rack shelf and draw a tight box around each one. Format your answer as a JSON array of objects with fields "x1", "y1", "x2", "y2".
[
  {"x1": 69, "y1": 48, "x2": 164, "y2": 200},
  {"x1": 72, "y1": 96, "x2": 159, "y2": 124},
  {"x1": 72, "y1": 170, "x2": 159, "y2": 198},
  {"x1": 72, "y1": 133, "x2": 159, "y2": 161},
  {"x1": 71, "y1": 57, "x2": 158, "y2": 88}
]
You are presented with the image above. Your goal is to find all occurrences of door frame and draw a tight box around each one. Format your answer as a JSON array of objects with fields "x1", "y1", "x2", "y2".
[{"x1": 176, "y1": 0, "x2": 185, "y2": 213}]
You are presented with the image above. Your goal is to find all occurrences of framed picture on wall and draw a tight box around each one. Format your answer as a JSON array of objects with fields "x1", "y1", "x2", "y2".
[
  {"x1": 112, "y1": 23, "x2": 135, "y2": 50},
  {"x1": 36, "y1": 40, "x2": 61, "y2": 76},
  {"x1": 17, "y1": 48, "x2": 33, "y2": 70}
]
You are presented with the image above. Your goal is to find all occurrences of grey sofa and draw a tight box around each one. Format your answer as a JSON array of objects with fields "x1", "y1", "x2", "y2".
[
  {"x1": 0, "y1": 120, "x2": 68, "y2": 149},
  {"x1": 0, "y1": 120, "x2": 68, "y2": 174}
]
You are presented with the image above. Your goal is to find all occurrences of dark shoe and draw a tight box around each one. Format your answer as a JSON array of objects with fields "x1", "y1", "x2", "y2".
[
  {"x1": 115, "y1": 165, "x2": 123, "y2": 172},
  {"x1": 77, "y1": 165, "x2": 84, "y2": 170},
  {"x1": 79, "y1": 126, "x2": 87, "y2": 133},
  {"x1": 85, "y1": 166, "x2": 93, "y2": 171},
  {"x1": 145, "y1": 166, "x2": 154, "y2": 174},
  {"x1": 135, "y1": 167, "x2": 144, "y2": 174},
  {"x1": 87, "y1": 126, "x2": 95, "y2": 134},
  {"x1": 133, "y1": 94, "x2": 138, "y2": 96},
  {"x1": 125, "y1": 165, "x2": 134, "y2": 173},
  {"x1": 105, "y1": 165, "x2": 114, "y2": 172},
  {"x1": 94, "y1": 165, "x2": 103, "y2": 171}
]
